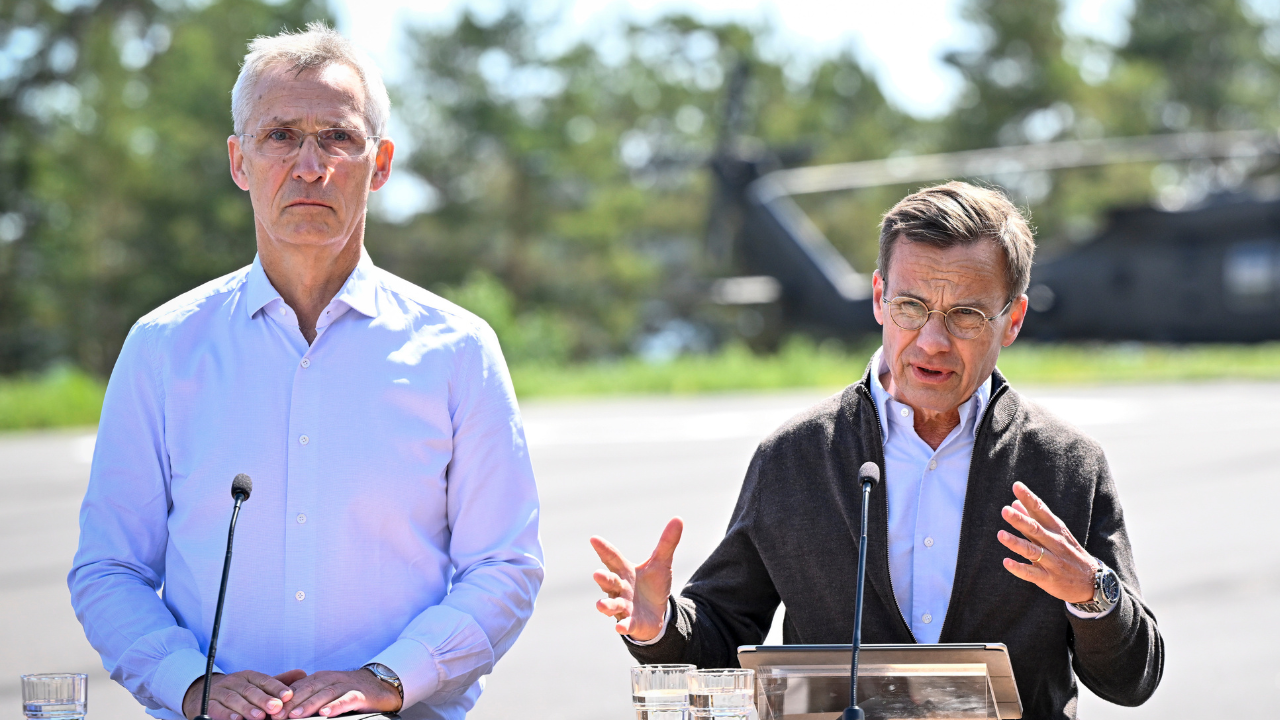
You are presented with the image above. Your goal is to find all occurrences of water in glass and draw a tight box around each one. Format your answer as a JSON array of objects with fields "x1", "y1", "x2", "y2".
[{"x1": 21, "y1": 674, "x2": 87, "y2": 720}]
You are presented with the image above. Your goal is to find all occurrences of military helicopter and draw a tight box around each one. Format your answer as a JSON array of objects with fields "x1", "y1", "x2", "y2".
[{"x1": 702, "y1": 69, "x2": 1280, "y2": 344}]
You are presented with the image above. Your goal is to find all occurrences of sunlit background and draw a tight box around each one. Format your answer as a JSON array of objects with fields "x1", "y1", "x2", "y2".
[{"x1": 3, "y1": 0, "x2": 1280, "y2": 409}]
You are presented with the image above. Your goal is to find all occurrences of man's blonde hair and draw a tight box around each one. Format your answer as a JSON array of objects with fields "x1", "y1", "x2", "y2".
[{"x1": 230, "y1": 22, "x2": 390, "y2": 136}]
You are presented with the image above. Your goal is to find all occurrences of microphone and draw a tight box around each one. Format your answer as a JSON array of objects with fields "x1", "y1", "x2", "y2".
[
  {"x1": 843, "y1": 462, "x2": 880, "y2": 720},
  {"x1": 196, "y1": 474, "x2": 253, "y2": 720}
]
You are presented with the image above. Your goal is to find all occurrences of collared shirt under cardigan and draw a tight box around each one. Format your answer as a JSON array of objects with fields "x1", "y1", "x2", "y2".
[
  {"x1": 634, "y1": 349, "x2": 1105, "y2": 648},
  {"x1": 624, "y1": 361, "x2": 1163, "y2": 719},
  {"x1": 69, "y1": 252, "x2": 544, "y2": 720}
]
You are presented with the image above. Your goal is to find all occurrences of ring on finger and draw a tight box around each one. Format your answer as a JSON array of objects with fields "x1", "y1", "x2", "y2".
[{"x1": 1031, "y1": 545, "x2": 1045, "y2": 564}]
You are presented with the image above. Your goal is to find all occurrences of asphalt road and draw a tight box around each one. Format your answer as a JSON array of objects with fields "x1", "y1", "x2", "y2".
[{"x1": 2, "y1": 381, "x2": 1278, "y2": 718}]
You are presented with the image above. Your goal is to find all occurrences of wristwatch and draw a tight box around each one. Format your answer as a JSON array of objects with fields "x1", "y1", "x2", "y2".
[
  {"x1": 1070, "y1": 561, "x2": 1122, "y2": 614},
  {"x1": 362, "y1": 662, "x2": 404, "y2": 702}
]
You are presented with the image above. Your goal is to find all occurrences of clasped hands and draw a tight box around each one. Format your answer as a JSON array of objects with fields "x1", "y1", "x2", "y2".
[
  {"x1": 183, "y1": 668, "x2": 401, "y2": 720},
  {"x1": 590, "y1": 482, "x2": 1100, "y2": 640}
]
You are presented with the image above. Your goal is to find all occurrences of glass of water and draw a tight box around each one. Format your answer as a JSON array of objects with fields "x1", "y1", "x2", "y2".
[
  {"x1": 632, "y1": 664, "x2": 695, "y2": 720},
  {"x1": 688, "y1": 668, "x2": 754, "y2": 719},
  {"x1": 21, "y1": 673, "x2": 87, "y2": 720}
]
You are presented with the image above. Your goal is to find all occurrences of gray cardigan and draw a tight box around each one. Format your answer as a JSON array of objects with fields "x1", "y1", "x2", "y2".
[{"x1": 626, "y1": 369, "x2": 1163, "y2": 719}]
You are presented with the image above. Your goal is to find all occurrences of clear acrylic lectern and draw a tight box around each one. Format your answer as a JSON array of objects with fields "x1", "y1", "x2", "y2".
[{"x1": 756, "y1": 663, "x2": 1001, "y2": 720}]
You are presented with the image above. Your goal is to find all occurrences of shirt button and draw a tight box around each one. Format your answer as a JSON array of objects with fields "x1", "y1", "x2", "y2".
[
  {"x1": 299, "y1": 435, "x2": 309, "y2": 445},
  {"x1": 924, "y1": 537, "x2": 934, "y2": 547},
  {"x1": 295, "y1": 590, "x2": 305, "y2": 601},
  {"x1": 922, "y1": 613, "x2": 932, "y2": 624},
  {"x1": 900, "y1": 408, "x2": 909, "y2": 417},
  {"x1": 300, "y1": 358, "x2": 310, "y2": 368},
  {"x1": 929, "y1": 460, "x2": 937, "y2": 470},
  {"x1": 296, "y1": 513, "x2": 307, "y2": 524}
]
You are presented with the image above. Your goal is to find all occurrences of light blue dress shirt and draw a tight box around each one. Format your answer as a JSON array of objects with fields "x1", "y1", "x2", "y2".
[
  {"x1": 69, "y1": 252, "x2": 544, "y2": 720},
  {"x1": 869, "y1": 348, "x2": 1110, "y2": 642},
  {"x1": 869, "y1": 347, "x2": 990, "y2": 644}
]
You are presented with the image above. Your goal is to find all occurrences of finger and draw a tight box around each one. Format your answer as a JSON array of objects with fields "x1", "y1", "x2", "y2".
[
  {"x1": 274, "y1": 676, "x2": 325, "y2": 720},
  {"x1": 1002, "y1": 504, "x2": 1049, "y2": 543},
  {"x1": 271, "y1": 669, "x2": 306, "y2": 694},
  {"x1": 649, "y1": 517, "x2": 684, "y2": 565},
  {"x1": 615, "y1": 615, "x2": 634, "y2": 635},
  {"x1": 1012, "y1": 482, "x2": 1065, "y2": 532},
  {"x1": 289, "y1": 684, "x2": 348, "y2": 718},
  {"x1": 593, "y1": 569, "x2": 625, "y2": 595},
  {"x1": 1002, "y1": 556, "x2": 1050, "y2": 584},
  {"x1": 235, "y1": 674, "x2": 290, "y2": 716},
  {"x1": 213, "y1": 685, "x2": 265, "y2": 720},
  {"x1": 597, "y1": 597, "x2": 632, "y2": 618},
  {"x1": 207, "y1": 698, "x2": 237, "y2": 720},
  {"x1": 589, "y1": 536, "x2": 632, "y2": 574},
  {"x1": 997, "y1": 529, "x2": 1049, "y2": 563},
  {"x1": 318, "y1": 689, "x2": 364, "y2": 717}
]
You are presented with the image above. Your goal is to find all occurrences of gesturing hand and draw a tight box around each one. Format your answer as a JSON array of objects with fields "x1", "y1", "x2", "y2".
[
  {"x1": 590, "y1": 517, "x2": 684, "y2": 642},
  {"x1": 183, "y1": 669, "x2": 305, "y2": 720},
  {"x1": 998, "y1": 481, "x2": 1099, "y2": 604},
  {"x1": 272, "y1": 669, "x2": 402, "y2": 719}
]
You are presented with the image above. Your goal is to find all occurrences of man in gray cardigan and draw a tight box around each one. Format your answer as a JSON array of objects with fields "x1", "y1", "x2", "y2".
[{"x1": 590, "y1": 182, "x2": 1162, "y2": 719}]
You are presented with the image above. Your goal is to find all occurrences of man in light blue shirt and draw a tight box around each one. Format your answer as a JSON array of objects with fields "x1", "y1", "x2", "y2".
[{"x1": 69, "y1": 24, "x2": 542, "y2": 720}]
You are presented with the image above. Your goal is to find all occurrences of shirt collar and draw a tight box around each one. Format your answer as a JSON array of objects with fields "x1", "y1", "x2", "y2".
[
  {"x1": 242, "y1": 249, "x2": 379, "y2": 320},
  {"x1": 867, "y1": 346, "x2": 993, "y2": 442}
]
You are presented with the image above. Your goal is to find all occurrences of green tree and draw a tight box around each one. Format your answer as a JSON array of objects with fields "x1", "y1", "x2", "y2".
[{"x1": 1, "y1": 0, "x2": 327, "y2": 375}]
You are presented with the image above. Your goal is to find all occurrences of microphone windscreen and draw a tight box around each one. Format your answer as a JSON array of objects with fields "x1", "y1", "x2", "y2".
[
  {"x1": 858, "y1": 461, "x2": 880, "y2": 489},
  {"x1": 231, "y1": 473, "x2": 253, "y2": 500}
]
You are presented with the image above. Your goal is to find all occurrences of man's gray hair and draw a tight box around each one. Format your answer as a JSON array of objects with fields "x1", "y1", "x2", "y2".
[{"x1": 231, "y1": 22, "x2": 390, "y2": 136}]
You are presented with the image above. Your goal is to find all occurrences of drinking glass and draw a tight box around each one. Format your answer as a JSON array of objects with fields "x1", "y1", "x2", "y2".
[
  {"x1": 21, "y1": 673, "x2": 87, "y2": 720},
  {"x1": 632, "y1": 664, "x2": 695, "y2": 720},
  {"x1": 688, "y1": 668, "x2": 754, "y2": 719}
]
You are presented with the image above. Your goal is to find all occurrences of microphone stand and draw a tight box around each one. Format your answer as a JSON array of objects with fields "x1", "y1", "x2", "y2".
[
  {"x1": 843, "y1": 463, "x2": 878, "y2": 720},
  {"x1": 197, "y1": 477, "x2": 251, "y2": 720}
]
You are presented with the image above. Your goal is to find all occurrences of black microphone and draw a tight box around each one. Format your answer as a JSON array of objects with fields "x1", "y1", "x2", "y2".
[
  {"x1": 196, "y1": 474, "x2": 253, "y2": 720},
  {"x1": 843, "y1": 462, "x2": 880, "y2": 720}
]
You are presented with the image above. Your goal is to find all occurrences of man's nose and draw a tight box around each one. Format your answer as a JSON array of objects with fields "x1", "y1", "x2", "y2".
[
  {"x1": 915, "y1": 311, "x2": 953, "y2": 353},
  {"x1": 291, "y1": 137, "x2": 330, "y2": 182}
]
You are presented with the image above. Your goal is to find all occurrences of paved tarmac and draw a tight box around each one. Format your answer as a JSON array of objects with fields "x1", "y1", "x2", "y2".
[{"x1": 2, "y1": 381, "x2": 1278, "y2": 718}]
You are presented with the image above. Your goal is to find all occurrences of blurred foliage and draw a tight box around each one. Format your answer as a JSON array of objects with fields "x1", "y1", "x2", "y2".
[
  {"x1": 0, "y1": 365, "x2": 105, "y2": 429},
  {"x1": 1, "y1": 0, "x2": 328, "y2": 375},
  {"x1": 7, "y1": 339, "x2": 1280, "y2": 432},
  {"x1": 2, "y1": 0, "x2": 1280, "y2": 378}
]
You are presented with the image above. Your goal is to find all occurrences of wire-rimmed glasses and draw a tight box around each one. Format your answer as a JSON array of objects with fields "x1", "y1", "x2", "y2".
[
  {"x1": 239, "y1": 127, "x2": 381, "y2": 158},
  {"x1": 882, "y1": 294, "x2": 1012, "y2": 339}
]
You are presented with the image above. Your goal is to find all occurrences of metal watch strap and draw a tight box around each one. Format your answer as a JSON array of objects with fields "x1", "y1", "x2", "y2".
[
  {"x1": 1071, "y1": 564, "x2": 1116, "y2": 614},
  {"x1": 362, "y1": 662, "x2": 404, "y2": 700}
]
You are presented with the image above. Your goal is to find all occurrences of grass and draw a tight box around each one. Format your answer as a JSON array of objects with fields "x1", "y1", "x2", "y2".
[
  {"x1": 512, "y1": 339, "x2": 1280, "y2": 398},
  {"x1": 3, "y1": 340, "x2": 1280, "y2": 430},
  {"x1": 0, "y1": 367, "x2": 109, "y2": 431}
]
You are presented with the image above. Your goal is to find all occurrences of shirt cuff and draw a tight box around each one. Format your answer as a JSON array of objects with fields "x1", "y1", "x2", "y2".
[
  {"x1": 1064, "y1": 599, "x2": 1118, "y2": 620},
  {"x1": 151, "y1": 647, "x2": 220, "y2": 717},
  {"x1": 369, "y1": 604, "x2": 494, "y2": 708},
  {"x1": 624, "y1": 600, "x2": 671, "y2": 647}
]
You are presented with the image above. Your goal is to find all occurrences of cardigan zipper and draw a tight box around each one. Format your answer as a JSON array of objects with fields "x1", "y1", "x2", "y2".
[
  {"x1": 859, "y1": 382, "x2": 915, "y2": 642},
  {"x1": 934, "y1": 380, "x2": 1008, "y2": 642}
]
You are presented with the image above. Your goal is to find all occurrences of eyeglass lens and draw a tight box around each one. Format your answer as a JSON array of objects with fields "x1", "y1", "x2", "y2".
[
  {"x1": 252, "y1": 128, "x2": 371, "y2": 157},
  {"x1": 889, "y1": 298, "x2": 989, "y2": 339}
]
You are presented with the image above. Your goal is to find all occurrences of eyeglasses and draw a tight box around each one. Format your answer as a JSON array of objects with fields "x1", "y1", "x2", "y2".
[
  {"x1": 239, "y1": 127, "x2": 381, "y2": 158},
  {"x1": 882, "y1": 295, "x2": 1012, "y2": 339}
]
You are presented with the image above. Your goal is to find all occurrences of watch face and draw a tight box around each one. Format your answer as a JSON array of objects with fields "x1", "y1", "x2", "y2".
[{"x1": 1100, "y1": 569, "x2": 1121, "y2": 604}]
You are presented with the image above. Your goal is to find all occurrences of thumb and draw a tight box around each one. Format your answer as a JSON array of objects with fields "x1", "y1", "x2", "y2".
[{"x1": 650, "y1": 517, "x2": 684, "y2": 565}]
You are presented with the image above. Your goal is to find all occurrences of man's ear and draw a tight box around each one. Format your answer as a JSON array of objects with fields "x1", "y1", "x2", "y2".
[
  {"x1": 871, "y1": 270, "x2": 885, "y2": 326},
  {"x1": 228, "y1": 135, "x2": 250, "y2": 191},
  {"x1": 369, "y1": 138, "x2": 395, "y2": 192},
  {"x1": 1002, "y1": 294, "x2": 1029, "y2": 347}
]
